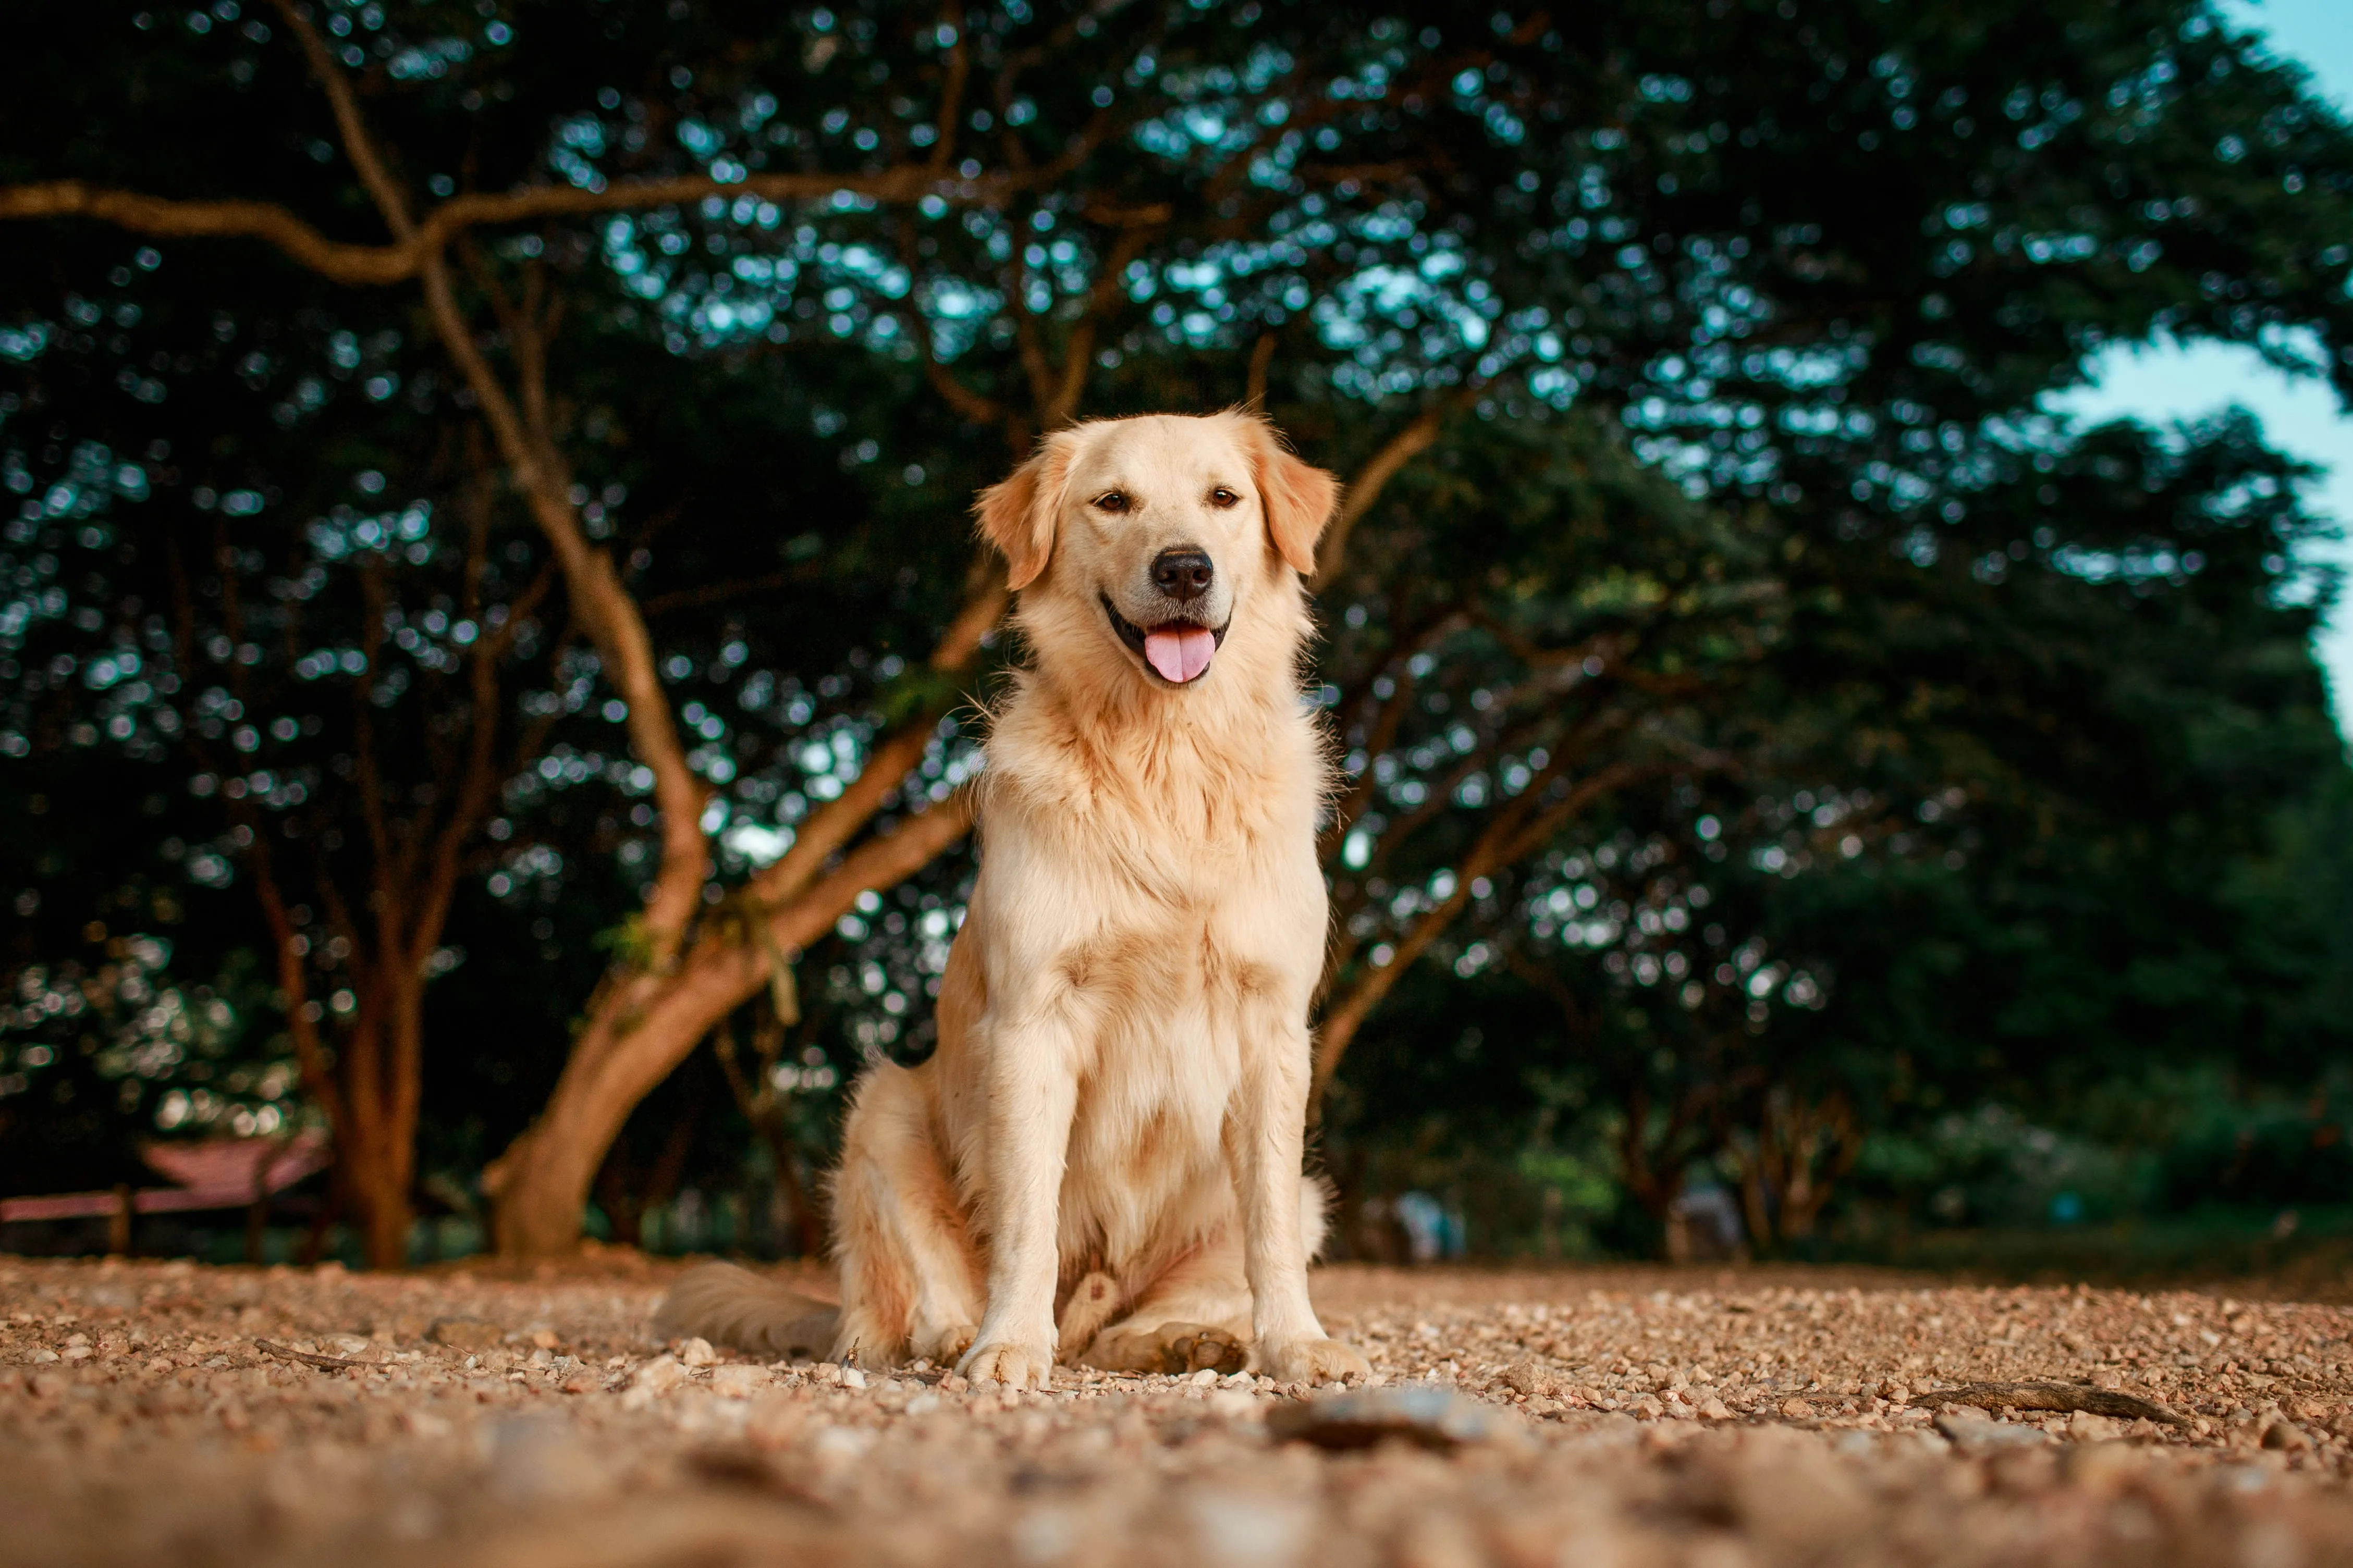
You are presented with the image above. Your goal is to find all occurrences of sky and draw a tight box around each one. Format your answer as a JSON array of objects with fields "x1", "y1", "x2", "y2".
[{"x1": 2048, "y1": 0, "x2": 2353, "y2": 738}]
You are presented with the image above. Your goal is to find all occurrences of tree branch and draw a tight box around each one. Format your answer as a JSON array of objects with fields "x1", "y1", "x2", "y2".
[
  {"x1": 638, "y1": 571, "x2": 796, "y2": 617},
  {"x1": 1042, "y1": 220, "x2": 1158, "y2": 427},
  {"x1": 928, "y1": 6, "x2": 971, "y2": 174},
  {"x1": 746, "y1": 560, "x2": 1002, "y2": 913},
  {"x1": 1245, "y1": 331, "x2": 1278, "y2": 410},
  {"x1": 1310, "y1": 757, "x2": 1650, "y2": 1112},
  {"x1": 243, "y1": 832, "x2": 349, "y2": 1142},
  {"x1": 266, "y1": 0, "x2": 416, "y2": 241},
  {"x1": 0, "y1": 165, "x2": 1043, "y2": 287},
  {"x1": 889, "y1": 218, "x2": 1022, "y2": 441},
  {"x1": 763, "y1": 787, "x2": 977, "y2": 957},
  {"x1": 1309, "y1": 385, "x2": 1480, "y2": 592},
  {"x1": 415, "y1": 249, "x2": 712, "y2": 965}
]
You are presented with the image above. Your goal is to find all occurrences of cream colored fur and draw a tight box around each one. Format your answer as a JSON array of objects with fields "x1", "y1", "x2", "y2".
[{"x1": 658, "y1": 412, "x2": 1370, "y2": 1389}]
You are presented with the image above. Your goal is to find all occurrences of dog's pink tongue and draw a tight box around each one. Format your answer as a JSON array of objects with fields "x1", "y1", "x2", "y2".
[{"x1": 1144, "y1": 625, "x2": 1215, "y2": 683}]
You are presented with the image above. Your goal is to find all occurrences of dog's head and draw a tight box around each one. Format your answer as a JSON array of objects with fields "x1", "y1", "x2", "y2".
[{"x1": 975, "y1": 412, "x2": 1339, "y2": 688}]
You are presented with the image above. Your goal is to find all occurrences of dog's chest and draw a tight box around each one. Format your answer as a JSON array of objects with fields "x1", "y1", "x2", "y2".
[
  {"x1": 1058, "y1": 750, "x2": 1323, "y2": 955},
  {"x1": 1056, "y1": 980, "x2": 1245, "y2": 1254},
  {"x1": 1056, "y1": 902, "x2": 1298, "y2": 1190},
  {"x1": 981, "y1": 695, "x2": 1325, "y2": 1181}
]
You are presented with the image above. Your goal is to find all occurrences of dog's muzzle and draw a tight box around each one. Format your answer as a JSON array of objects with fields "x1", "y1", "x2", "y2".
[{"x1": 1102, "y1": 596, "x2": 1229, "y2": 685}]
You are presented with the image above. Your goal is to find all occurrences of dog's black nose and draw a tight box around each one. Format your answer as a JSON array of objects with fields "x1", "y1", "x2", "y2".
[{"x1": 1151, "y1": 548, "x2": 1215, "y2": 602}]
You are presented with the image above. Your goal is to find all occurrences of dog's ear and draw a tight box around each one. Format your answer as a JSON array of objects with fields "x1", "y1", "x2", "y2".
[
  {"x1": 974, "y1": 433, "x2": 1076, "y2": 591},
  {"x1": 1238, "y1": 414, "x2": 1340, "y2": 577}
]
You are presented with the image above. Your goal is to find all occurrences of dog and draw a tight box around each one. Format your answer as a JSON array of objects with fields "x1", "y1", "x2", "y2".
[{"x1": 657, "y1": 411, "x2": 1370, "y2": 1390}]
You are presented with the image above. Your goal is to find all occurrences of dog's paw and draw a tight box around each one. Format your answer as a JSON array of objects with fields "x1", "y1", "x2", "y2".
[
  {"x1": 1256, "y1": 1335, "x2": 1371, "y2": 1386},
  {"x1": 958, "y1": 1338, "x2": 1055, "y2": 1390},
  {"x1": 1079, "y1": 1319, "x2": 1248, "y2": 1376},
  {"x1": 912, "y1": 1322, "x2": 978, "y2": 1365},
  {"x1": 1161, "y1": 1325, "x2": 1248, "y2": 1377}
]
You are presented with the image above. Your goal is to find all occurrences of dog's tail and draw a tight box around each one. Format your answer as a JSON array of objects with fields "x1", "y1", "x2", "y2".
[{"x1": 654, "y1": 1262, "x2": 840, "y2": 1361}]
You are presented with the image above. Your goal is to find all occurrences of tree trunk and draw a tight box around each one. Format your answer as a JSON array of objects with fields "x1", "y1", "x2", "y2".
[
  {"x1": 1615, "y1": 1088, "x2": 1684, "y2": 1225},
  {"x1": 326, "y1": 1109, "x2": 408, "y2": 1270},
  {"x1": 1723, "y1": 1089, "x2": 1859, "y2": 1252},
  {"x1": 488, "y1": 953, "x2": 759, "y2": 1257},
  {"x1": 485, "y1": 795, "x2": 974, "y2": 1257},
  {"x1": 358, "y1": 1176, "x2": 412, "y2": 1271}
]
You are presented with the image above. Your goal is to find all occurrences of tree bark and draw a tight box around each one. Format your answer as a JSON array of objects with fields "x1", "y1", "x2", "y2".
[{"x1": 357, "y1": 1159, "x2": 413, "y2": 1271}]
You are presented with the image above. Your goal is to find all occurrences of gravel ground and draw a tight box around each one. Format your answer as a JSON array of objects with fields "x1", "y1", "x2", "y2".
[{"x1": 4, "y1": 1252, "x2": 2350, "y2": 1568}]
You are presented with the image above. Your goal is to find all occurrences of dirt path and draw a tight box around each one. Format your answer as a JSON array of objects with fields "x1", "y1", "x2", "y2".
[{"x1": 4, "y1": 1254, "x2": 2349, "y2": 1567}]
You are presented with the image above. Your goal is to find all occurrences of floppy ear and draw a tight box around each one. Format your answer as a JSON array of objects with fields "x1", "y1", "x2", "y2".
[
  {"x1": 1239, "y1": 414, "x2": 1340, "y2": 577},
  {"x1": 973, "y1": 433, "x2": 1074, "y2": 591}
]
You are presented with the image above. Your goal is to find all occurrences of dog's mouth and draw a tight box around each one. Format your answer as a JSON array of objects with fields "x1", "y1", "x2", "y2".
[{"x1": 1101, "y1": 596, "x2": 1229, "y2": 685}]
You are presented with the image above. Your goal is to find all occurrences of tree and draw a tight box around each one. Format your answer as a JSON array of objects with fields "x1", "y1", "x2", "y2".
[
  {"x1": 1322, "y1": 410, "x2": 2345, "y2": 1254},
  {"x1": 2, "y1": 1, "x2": 1010, "y2": 1257},
  {"x1": 1283, "y1": 0, "x2": 2353, "y2": 1103},
  {"x1": 0, "y1": 248, "x2": 596, "y2": 1262}
]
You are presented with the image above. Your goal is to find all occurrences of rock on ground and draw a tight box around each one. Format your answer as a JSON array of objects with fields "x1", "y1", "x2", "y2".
[{"x1": 2, "y1": 1255, "x2": 2349, "y2": 1567}]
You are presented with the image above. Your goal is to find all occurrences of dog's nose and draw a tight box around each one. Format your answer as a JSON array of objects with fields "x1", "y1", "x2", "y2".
[{"x1": 1151, "y1": 548, "x2": 1215, "y2": 602}]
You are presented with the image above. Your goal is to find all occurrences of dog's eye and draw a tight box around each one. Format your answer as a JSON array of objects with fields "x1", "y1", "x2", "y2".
[
  {"x1": 1093, "y1": 490, "x2": 1131, "y2": 514},
  {"x1": 1209, "y1": 487, "x2": 1240, "y2": 509}
]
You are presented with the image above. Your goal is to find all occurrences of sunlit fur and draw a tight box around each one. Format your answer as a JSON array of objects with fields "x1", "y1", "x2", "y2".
[{"x1": 659, "y1": 413, "x2": 1370, "y2": 1388}]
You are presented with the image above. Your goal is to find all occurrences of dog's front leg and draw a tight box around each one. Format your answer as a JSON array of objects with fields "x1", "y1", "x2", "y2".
[
  {"x1": 957, "y1": 1005, "x2": 1078, "y2": 1391},
  {"x1": 1235, "y1": 1011, "x2": 1371, "y2": 1386}
]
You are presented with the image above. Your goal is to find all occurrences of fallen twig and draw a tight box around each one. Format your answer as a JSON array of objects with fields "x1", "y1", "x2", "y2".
[
  {"x1": 255, "y1": 1339, "x2": 383, "y2": 1371},
  {"x1": 1915, "y1": 1380, "x2": 2185, "y2": 1426}
]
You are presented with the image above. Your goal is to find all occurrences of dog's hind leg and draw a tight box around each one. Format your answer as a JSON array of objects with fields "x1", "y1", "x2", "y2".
[
  {"x1": 830, "y1": 1060, "x2": 985, "y2": 1368},
  {"x1": 1079, "y1": 1235, "x2": 1254, "y2": 1376},
  {"x1": 1081, "y1": 1176, "x2": 1333, "y2": 1376},
  {"x1": 1054, "y1": 1270, "x2": 1124, "y2": 1361}
]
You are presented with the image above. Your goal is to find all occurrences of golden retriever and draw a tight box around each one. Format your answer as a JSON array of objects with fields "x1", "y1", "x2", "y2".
[{"x1": 657, "y1": 411, "x2": 1370, "y2": 1389}]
